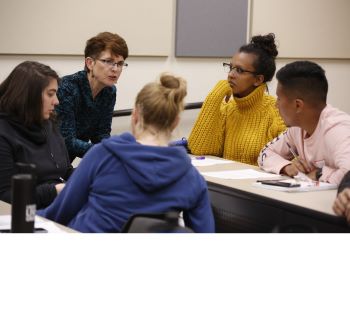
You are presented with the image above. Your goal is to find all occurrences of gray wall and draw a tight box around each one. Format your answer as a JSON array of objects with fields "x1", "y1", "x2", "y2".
[{"x1": 175, "y1": 0, "x2": 248, "y2": 57}]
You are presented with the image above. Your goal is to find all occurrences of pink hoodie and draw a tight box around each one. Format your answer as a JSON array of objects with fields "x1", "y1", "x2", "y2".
[{"x1": 258, "y1": 105, "x2": 350, "y2": 185}]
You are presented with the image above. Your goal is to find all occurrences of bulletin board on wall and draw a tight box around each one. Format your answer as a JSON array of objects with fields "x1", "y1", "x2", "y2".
[
  {"x1": 0, "y1": 0, "x2": 173, "y2": 56},
  {"x1": 175, "y1": 0, "x2": 249, "y2": 57},
  {"x1": 251, "y1": 0, "x2": 350, "y2": 59}
]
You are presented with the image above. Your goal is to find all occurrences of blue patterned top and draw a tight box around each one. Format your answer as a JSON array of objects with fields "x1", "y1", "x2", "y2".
[{"x1": 56, "y1": 70, "x2": 116, "y2": 161}]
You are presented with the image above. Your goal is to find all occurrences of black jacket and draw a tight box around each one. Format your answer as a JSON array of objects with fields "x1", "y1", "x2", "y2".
[{"x1": 0, "y1": 114, "x2": 73, "y2": 209}]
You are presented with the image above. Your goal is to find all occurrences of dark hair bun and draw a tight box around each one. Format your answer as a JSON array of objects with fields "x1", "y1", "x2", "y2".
[{"x1": 251, "y1": 33, "x2": 278, "y2": 58}]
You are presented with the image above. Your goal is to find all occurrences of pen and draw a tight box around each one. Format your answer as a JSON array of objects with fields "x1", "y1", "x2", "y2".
[
  {"x1": 287, "y1": 142, "x2": 312, "y2": 174},
  {"x1": 286, "y1": 142, "x2": 299, "y2": 162},
  {"x1": 195, "y1": 156, "x2": 205, "y2": 160},
  {"x1": 59, "y1": 177, "x2": 66, "y2": 183}
]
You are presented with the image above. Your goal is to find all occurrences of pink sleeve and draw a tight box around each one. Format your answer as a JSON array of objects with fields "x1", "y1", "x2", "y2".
[
  {"x1": 258, "y1": 129, "x2": 297, "y2": 174},
  {"x1": 320, "y1": 133, "x2": 350, "y2": 185}
]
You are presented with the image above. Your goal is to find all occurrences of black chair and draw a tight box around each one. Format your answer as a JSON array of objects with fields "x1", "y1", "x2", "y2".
[
  {"x1": 121, "y1": 211, "x2": 193, "y2": 233},
  {"x1": 272, "y1": 224, "x2": 317, "y2": 233}
]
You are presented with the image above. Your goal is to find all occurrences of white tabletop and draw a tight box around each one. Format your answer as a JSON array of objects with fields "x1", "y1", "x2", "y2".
[
  {"x1": 192, "y1": 156, "x2": 338, "y2": 216},
  {"x1": 0, "y1": 200, "x2": 77, "y2": 233}
]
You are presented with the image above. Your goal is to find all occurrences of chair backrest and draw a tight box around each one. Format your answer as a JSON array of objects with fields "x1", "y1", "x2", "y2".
[
  {"x1": 121, "y1": 211, "x2": 193, "y2": 233},
  {"x1": 272, "y1": 224, "x2": 317, "y2": 233}
]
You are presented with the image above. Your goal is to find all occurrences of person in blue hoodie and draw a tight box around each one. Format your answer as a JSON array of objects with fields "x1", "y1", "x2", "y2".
[{"x1": 38, "y1": 73, "x2": 215, "y2": 233}]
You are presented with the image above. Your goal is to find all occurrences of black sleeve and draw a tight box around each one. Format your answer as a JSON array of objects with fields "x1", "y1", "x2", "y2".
[
  {"x1": 90, "y1": 92, "x2": 115, "y2": 144},
  {"x1": 338, "y1": 170, "x2": 350, "y2": 194},
  {"x1": 56, "y1": 83, "x2": 93, "y2": 158},
  {"x1": 35, "y1": 183, "x2": 58, "y2": 210},
  {"x1": 0, "y1": 136, "x2": 17, "y2": 204},
  {"x1": 64, "y1": 166, "x2": 75, "y2": 180},
  {"x1": 0, "y1": 136, "x2": 58, "y2": 209}
]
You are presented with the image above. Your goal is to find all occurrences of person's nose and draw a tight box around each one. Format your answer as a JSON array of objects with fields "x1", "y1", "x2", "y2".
[
  {"x1": 228, "y1": 69, "x2": 236, "y2": 79},
  {"x1": 53, "y1": 94, "x2": 59, "y2": 106}
]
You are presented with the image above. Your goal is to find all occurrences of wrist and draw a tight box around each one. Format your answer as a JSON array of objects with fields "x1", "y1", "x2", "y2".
[{"x1": 280, "y1": 164, "x2": 291, "y2": 175}]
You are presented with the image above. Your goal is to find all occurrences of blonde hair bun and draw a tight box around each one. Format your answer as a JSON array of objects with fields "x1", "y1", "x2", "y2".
[{"x1": 135, "y1": 73, "x2": 187, "y2": 131}]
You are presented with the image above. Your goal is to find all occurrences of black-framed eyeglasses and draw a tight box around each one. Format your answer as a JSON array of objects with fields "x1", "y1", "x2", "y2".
[
  {"x1": 222, "y1": 62, "x2": 256, "y2": 75},
  {"x1": 97, "y1": 59, "x2": 128, "y2": 70}
]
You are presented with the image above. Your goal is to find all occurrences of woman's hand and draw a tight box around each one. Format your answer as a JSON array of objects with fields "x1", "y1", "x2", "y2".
[{"x1": 55, "y1": 183, "x2": 65, "y2": 194}]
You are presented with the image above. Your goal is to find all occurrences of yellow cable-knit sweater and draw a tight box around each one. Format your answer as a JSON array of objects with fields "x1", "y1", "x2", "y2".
[{"x1": 188, "y1": 80, "x2": 286, "y2": 165}]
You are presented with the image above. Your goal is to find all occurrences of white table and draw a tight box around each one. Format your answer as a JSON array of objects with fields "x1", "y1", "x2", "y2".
[{"x1": 193, "y1": 156, "x2": 348, "y2": 232}]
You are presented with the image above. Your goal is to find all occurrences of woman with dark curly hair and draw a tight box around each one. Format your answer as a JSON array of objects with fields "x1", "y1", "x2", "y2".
[{"x1": 188, "y1": 33, "x2": 286, "y2": 165}]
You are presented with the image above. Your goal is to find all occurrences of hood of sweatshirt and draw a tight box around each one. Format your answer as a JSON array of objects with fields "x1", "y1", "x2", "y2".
[{"x1": 102, "y1": 132, "x2": 192, "y2": 192}]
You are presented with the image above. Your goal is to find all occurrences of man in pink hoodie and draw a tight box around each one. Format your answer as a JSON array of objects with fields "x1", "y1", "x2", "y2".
[{"x1": 258, "y1": 61, "x2": 350, "y2": 185}]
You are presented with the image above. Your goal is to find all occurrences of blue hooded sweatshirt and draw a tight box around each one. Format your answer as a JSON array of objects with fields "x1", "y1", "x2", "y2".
[{"x1": 38, "y1": 132, "x2": 215, "y2": 232}]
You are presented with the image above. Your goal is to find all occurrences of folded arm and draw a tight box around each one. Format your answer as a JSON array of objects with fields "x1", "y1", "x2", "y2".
[{"x1": 188, "y1": 80, "x2": 231, "y2": 157}]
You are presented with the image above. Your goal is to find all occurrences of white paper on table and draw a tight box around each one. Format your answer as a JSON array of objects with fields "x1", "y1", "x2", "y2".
[
  {"x1": 0, "y1": 215, "x2": 68, "y2": 233},
  {"x1": 201, "y1": 169, "x2": 282, "y2": 180},
  {"x1": 191, "y1": 157, "x2": 233, "y2": 167}
]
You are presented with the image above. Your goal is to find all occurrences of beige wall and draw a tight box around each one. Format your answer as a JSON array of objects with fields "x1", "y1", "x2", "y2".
[
  {"x1": 0, "y1": 0, "x2": 173, "y2": 56},
  {"x1": 251, "y1": 0, "x2": 350, "y2": 58},
  {"x1": 0, "y1": 0, "x2": 349, "y2": 139}
]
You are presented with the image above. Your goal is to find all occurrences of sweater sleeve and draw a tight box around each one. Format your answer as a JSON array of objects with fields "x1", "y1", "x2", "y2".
[
  {"x1": 0, "y1": 136, "x2": 58, "y2": 209},
  {"x1": 90, "y1": 90, "x2": 116, "y2": 144},
  {"x1": 258, "y1": 129, "x2": 295, "y2": 174},
  {"x1": 56, "y1": 83, "x2": 93, "y2": 159},
  {"x1": 188, "y1": 80, "x2": 231, "y2": 156},
  {"x1": 0, "y1": 136, "x2": 16, "y2": 204},
  {"x1": 35, "y1": 183, "x2": 58, "y2": 209},
  {"x1": 320, "y1": 131, "x2": 350, "y2": 185}
]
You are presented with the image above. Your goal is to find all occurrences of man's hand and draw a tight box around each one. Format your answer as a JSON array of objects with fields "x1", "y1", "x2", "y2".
[
  {"x1": 333, "y1": 188, "x2": 350, "y2": 222},
  {"x1": 281, "y1": 158, "x2": 312, "y2": 177}
]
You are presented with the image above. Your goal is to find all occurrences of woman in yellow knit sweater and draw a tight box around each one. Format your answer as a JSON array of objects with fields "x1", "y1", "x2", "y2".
[{"x1": 188, "y1": 33, "x2": 286, "y2": 165}]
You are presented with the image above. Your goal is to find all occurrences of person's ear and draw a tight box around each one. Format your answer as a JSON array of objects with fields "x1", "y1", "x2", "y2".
[
  {"x1": 85, "y1": 57, "x2": 95, "y2": 72},
  {"x1": 295, "y1": 98, "x2": 304, "y2": 113},
  {"x1": 131, "y1": 108, "x2": 138, "y2": 125},
  {"x1": 253, "y1": 74, "x2": 264, "y2": 86},
  {"x1": 131, "y1": 108, "x2": 138, "y2": 134},
  {"x1": 170, "y1": 115, "x2": 180, "y2": 131}
]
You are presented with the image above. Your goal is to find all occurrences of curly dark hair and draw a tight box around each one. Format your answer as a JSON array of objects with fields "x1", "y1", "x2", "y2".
[{"x1": 239, "y1": 33, "x2": 278, "y2": 82}]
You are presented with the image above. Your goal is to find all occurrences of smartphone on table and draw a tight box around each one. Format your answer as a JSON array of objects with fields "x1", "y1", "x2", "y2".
[{"x1": 257, "y1": 180, "x2": 301, "y2": 188}]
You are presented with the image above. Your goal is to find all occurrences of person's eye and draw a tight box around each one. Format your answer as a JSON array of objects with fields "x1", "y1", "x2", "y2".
[{"x1": 236, "y1": 67, "x2": 244, "y2": 74}]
